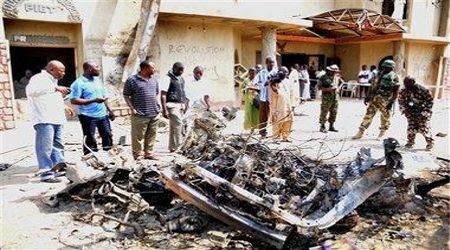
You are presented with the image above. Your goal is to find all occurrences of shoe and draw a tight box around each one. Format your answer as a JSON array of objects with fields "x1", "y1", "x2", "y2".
[
  {"x1": 40, "y1": 171, "x2": 61, "y2": 183},
  {"x1": 329, "y1": 123, "x2": 338, "y2": 132},
  {"x1": 377, "y1": 130, "x2": 386, "y2": 138},
  {"x1": 134, "y1": 155, "x2": 145, "y2": 161},
  {"x1": 404, "y1": 142, "x2": 414, "y2": 149},
  {"x1": 320, "y1": 124, "x2": 327, "y2": 133},
  {"x1": 352, "y1": 130, "x2": 364, "y2": 139},
  {"x1": 50, "y1": 162, "x2": 67, "y2": 172},
  {"x1": 144, "y1": 154, "x2": 158, "y2": 160}
]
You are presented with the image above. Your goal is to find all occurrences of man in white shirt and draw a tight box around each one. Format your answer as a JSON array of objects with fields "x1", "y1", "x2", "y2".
[
  {"x1": 182, "y1": 66, "x2": 211, "y2": 139},
  {"x1": 288, "y1": 64, "x2": 300, "y2": 110},
  {"x1": 185, "y1": 66, "x2": 211, "y2": 112},
  {"x1": 358, "y1": 65, "x2": 371, "y2": 98},
  {"x1": 299, "y1": 65, "x2": 311, "y2": 100},
  {"x1": 369, "y1": 65, "x2": 378, "y2": 83},
  {"x1": 26, "y1": 60, "x2": 71, "y2": 182},
  {"x1": 358, "y1": 65, "x2": 370, "y2": 84}
]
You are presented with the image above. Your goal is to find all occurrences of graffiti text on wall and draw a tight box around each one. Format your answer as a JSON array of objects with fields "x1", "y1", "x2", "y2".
[
  {"x1": 166, "y1": 44, "x2": 228, "y2": 81},
  {"x1": 168, "y1": 45, "x2": 225, "y2": 55}
]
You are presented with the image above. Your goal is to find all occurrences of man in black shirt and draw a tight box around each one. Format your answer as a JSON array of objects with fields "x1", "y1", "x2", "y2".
[{"x1": 160, "y1": 62, "x2": 187, "y2": 152}]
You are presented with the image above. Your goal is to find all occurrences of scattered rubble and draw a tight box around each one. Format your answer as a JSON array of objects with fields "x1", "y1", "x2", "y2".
[{"x1": 45, "y1": 110, "x2": 449, "y2": 249}]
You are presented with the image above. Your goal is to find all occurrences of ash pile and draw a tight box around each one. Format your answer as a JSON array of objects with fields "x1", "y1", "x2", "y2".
[{"x1": 52, "y1": 109, "x2": 449, "y2": 249}]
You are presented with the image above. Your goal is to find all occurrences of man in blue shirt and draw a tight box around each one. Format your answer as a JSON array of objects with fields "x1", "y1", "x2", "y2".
[
  {"x1": 256, "y1": 57, "x2": 277, "y2": 137},
  {"x1": 70, "y1": 61, "x2": 115, "y2": 154}
]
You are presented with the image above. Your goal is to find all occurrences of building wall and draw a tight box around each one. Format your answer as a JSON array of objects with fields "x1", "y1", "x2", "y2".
[
  {"x1": 283, "y1": 42, "x2": 335, "y2": 58},
  {"x1": 160, "y1": 0, "x2": 335, "y2": 24},
  {"x1": 335, "y1": 44, "x2": 361, "y2": 80},
  {"x1": 406, "y1": 42, "x2": 445, "y2": 86},
  {"x1": 149, "y1": 20, "x2": 235, "y2": 103},
  {"x1": 360, "y1": 42, "x2": 394, "y2": 70},
  {"x1": 409, "y1": 0, "x2": 445, "y2": 37},
  {"x1": 0, "y1": 40, "x2": 14, "y2": 130},
  {"x1": 242, "y1": 38, "x2": 259, "y2": 68}
]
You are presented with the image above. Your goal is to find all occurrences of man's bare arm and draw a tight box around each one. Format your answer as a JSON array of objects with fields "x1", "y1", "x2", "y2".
[
  {"x1": 123, "y1": 95, "x2": 137, "y2": 115},
  {"x1": 204, "y1": 95, "x2": 211, "y2": 110},
  {"x1": 160, "y1": 91, "x2": 169, "y2": 118},
  {"x1": 70, "y1": 97, "x2": 105, "y2": 105}
]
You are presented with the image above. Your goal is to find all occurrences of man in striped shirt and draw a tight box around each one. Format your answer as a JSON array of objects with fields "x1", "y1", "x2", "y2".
[{"x1": 123, "y1": 61, "x2": 160, "y2": 160}]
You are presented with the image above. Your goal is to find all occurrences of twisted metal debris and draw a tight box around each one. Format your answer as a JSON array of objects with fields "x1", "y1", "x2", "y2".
[
  {"x1": 161, "y1": 110, "x2": 403, "y2": 248},
  {"x1": 55, "y1": 110, "x2": 405, "y2": 249}
]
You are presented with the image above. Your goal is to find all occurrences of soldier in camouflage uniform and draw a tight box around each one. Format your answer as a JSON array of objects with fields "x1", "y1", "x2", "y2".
[
  {"x1": 317, "y1": 64, "x2": 340, "y2": 133},
  {"x1": 398, "y1": 76, "x2": 434, "y2": 150},
  {"x1": 353, "y1": 60, "x2": 400, "y2": 139}
]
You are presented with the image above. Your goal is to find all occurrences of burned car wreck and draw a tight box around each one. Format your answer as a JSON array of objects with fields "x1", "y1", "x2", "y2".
[{"x1": 55, "y1": 110, "x2": 413, "y2": 249}]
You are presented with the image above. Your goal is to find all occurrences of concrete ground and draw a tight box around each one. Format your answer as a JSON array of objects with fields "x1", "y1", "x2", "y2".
[{"x1": 0, "y1": 98, "x2": 449, "y2": 249}]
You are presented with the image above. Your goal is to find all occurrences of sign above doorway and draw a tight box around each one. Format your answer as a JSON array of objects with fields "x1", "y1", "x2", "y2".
[
  {"x1": 11, "y1": 34, "x2": 70, "y2": 45},
  {"x1": 2, "y1": 0, "x2": 82, "y2": 23}
]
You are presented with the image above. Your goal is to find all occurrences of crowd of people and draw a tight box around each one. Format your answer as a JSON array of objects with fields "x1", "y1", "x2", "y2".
[
  {"x1": 25, "y1": 57, "x2": 435, "y2": 182},
  {"x1": 240, "y1": 57, "x2": 434, "y2": 147}
]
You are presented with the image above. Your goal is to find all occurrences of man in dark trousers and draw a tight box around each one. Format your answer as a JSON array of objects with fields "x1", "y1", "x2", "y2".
[
  {"x1": 70, "y1": 61, "x2": 115, "y2": 155},
  {"x1": 160, "y1": 62, "x2": 187, "y2": 152}
]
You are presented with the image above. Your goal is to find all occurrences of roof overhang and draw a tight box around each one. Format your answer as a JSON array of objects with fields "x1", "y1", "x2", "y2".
[
  {"x1": 402, "y1": 34, "x2": 450, "y2": 44},
  {"x1": 303, "y1": 8, "x2": 405, "y2": 38},
  {"x1": 275, "y1": 32, "x2": 402, "y2": 45}
]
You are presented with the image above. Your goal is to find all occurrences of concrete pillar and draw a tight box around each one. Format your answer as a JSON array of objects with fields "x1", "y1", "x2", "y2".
[
  {"x1": 260, "y1": 27, "x2": 277, "y2": 65},
  {"x1": 0, "y1": 16, "x2": 5, "y2": 40},
  {"x1": 436, "y1": 0, "x2": 450, "y2": 37},
  {"x1": 393, "y1": 41, "x2": 406, "y2": 79}
]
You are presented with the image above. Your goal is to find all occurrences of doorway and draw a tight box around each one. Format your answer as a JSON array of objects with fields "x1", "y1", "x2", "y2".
[
  {"x1": 281, "y1": 53, "x2": 308, "y2": 69},
  {"x1": 10, "y1": 46, "x2": 76, "y2": 98}
]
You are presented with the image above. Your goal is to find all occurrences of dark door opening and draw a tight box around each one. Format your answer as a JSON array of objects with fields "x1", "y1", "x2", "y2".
[
  {"x1": 10, "y1": 46, "x2": 76, "y2": 98},
  {"x1": 281, "y1": 53, "x2": 308, "y2": 70}
]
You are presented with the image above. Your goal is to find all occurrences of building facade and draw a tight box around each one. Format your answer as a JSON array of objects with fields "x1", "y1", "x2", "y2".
[{"x1": 0, "y1": 0, "x2": 449, "y2": 130}]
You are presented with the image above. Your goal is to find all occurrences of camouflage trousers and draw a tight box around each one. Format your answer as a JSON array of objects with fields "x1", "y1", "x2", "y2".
[
  {"x1": 406, "y1": 116, "x2": 433, "y2": 145},
  {"x1": 319, "y1": 94, "x2": 338, "y2": 125},
  {"x1": 359, "y1": 95, "x2": 391, "y2": 131}
]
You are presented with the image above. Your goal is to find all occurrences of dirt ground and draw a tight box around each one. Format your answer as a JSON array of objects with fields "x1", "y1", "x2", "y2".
[{"x1": 1, "y1": 98, "x2": 449, "y2": 249}]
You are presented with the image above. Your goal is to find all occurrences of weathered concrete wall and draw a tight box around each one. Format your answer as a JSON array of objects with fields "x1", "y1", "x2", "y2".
[
  {"x1": 149, "y1": 20, "x2": 235, "y2": 103},
  {"x1": 160, "y1": 0, "x2": 335, "y2": 23},
  {"x1": 233, "y1": 29, "x2": 242, "y2": 65},
  {"x1": 73, "y1": 0, "x2": 119, "y2": 68},
  {"x1": 360, "y1": 42, "x2": 394, "y2": 69},
  {"x1": 242, "y1": 38, "x2": 259, "y2": 68},
  {"x1": 335, "y1": 44, "x2": 361, "y2": 80},
  {"x1": 97, "y1": 0, "x2": 141, "y2": 91},
  {"x1": 283, "y1": 42, "x2": 335, "y2": 58},
  {"x1": 0, "y1": 40, "x2": 14, "y2": 130},
  {"x1": 442, "y1": 57, "x2": 450, "y2": 99},
  {"x1": 334, "y1": 0, "x2": 382, "y2": 12},
  {"x1": 409, "y1": 0, "x2": 444, "y2": 37},
  {"x1": 406, "y1": 42, "x2": 444, "y2": 86}
]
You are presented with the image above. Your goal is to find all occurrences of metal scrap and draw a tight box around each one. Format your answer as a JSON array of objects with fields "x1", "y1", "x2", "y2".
[{"x1": 54, "y1": 109, "x2": 423, "y2": 249}]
